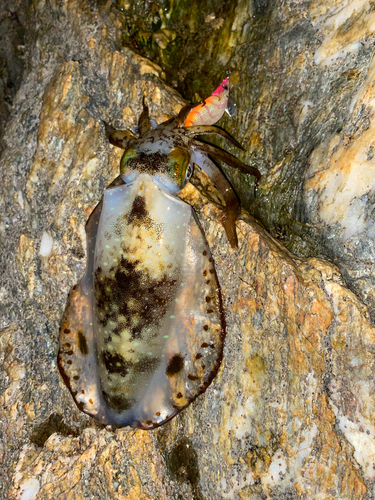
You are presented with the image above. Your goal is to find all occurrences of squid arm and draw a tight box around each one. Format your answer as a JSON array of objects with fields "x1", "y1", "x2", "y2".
[
  {"x1": 138, "y1": 97, "x2": 152, "y2": 137},
  {"x1": 183, "y1": 125, "x2": 244, "y2": 151},
  {"x1": 175, "y1": 103, "x2": 197, "y2": 128},
  {"x1": 191, "y1": 151, "x2": 240, "y2": 248},
  {"x1": 192, "y1": 140, "x2": 261, "y2": 183},
  {"x1": 103, "y1": 122, "x2": 137, "y2": 150}
]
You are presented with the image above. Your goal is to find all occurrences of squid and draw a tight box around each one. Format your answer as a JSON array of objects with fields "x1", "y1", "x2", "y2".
[{"x1": 58, "y1": 78, "x2": 261, "y2": 429}]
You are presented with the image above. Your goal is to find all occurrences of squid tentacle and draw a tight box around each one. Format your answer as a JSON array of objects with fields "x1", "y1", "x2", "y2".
[
  {"x1": 191, "y1": 151, "x2": 240, "y2": 248},
  {"x1": 182, "y1": 125, "x2": 244, "y2": 150}
]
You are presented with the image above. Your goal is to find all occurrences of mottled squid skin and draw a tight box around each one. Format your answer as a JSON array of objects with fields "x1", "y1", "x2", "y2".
[{"x1": 58, "y1": 79, "x2": 261, "y2": 429}]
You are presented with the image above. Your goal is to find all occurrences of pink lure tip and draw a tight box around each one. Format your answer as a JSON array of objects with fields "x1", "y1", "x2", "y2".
[{"x1": 212, "y1": 77, "x2": 229, "y2": 96}]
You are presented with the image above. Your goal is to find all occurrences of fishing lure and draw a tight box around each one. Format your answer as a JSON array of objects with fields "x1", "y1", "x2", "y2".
[
  {"x1": 58, "y1": 78, "x2": 260, "y2": 429},
  {"x1": 184, "y1": 77, "x2": 230, "y2": 127}
]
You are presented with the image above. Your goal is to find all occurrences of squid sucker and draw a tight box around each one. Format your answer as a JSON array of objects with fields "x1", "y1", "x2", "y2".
[{"x1": 58, "y1": 78, "x2": 261, "y2": 429}]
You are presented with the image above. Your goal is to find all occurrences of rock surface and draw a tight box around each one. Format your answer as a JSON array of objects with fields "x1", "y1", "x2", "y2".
[
  {"x1": 120, "y1": 0, "x2": 375, "y2": 324},
  {"x1": 229, "y1": 0, "x2": 375, "y2": 323},
  {"x1": 1, "y1": 0, "x2": 375, "y2": 499}
]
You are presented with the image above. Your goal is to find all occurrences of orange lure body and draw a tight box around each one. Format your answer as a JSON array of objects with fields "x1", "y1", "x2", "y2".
[{"x1": 184, "y1": 77, "x2": 229, "y2": 127}]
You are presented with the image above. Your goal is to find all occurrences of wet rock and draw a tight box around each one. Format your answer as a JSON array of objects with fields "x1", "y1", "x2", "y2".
[
  {"x1": 0, "y1": 0, "x2": 29, "y2": 155},
  {"x1": 117, "y1": 0, "x2": 375, "y2": 324},
  {"x1": 1, "y1": 0, "x2": 375, "y2": 499},
  {"x1": 225, "y1": 0, "x2": 375, "y2": 324}
]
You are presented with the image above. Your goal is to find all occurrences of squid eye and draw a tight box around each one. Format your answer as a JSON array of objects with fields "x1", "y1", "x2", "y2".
[
  {"x1": 168, "y1": 147, "x2": 191, "y2": 188},
  {"x1": 120, "y1": 146, "x2": 138, "y2": 175}
]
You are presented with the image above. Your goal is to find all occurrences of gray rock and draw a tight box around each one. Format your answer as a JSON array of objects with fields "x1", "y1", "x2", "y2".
[{"x1": 2, "y1": 1, "x2": 375, "y2": 499}]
